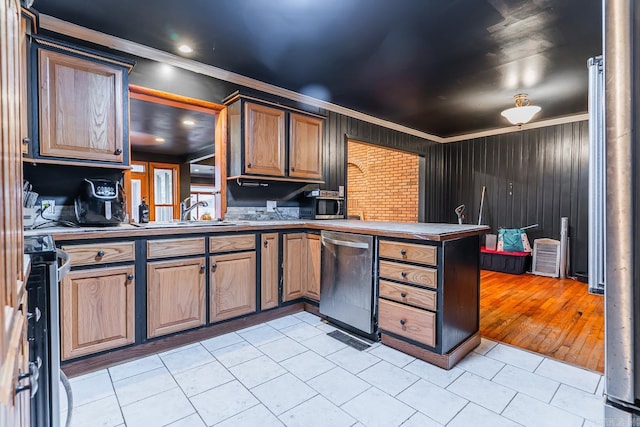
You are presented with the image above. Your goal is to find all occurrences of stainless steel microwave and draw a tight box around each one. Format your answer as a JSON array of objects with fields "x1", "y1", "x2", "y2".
[{"x1": 300, "y1": 190, "x2": 345, "y2": 219}]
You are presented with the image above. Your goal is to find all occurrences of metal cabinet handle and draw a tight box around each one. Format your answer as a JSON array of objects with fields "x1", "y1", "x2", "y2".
[
  {"x1": 211, "y1": 263, "x2": 217, "y2": 272},
  {"x1": 401, "y1": 271, "x2": 407, "y2": 278},
  {"x1": 400, "y1": 249, "x2": 407, "y2": 256},
  {"x1": 400, "y1": 319, "x2": 406, "y2": 326},
  {"x1": 114, "y1": 148, "x2": 123, "y2": 155},
  {"x1": 16, "y1": 361, "x2": 39, "y2": 398},
  {"x1": 27, "y1": 307, "x2": 41, "y2": 322},
  {"x1": 247, "y1": 162, "x2": 252, "y2": 168},
  {"x1": 200, "y1": 265, "x2": 206, "y2": 272},
  {"x1": 97, "y1": 250, "x2": 105, "y2": 257},
  {"x1": 127, "y1": 274, "x2": 134, "y2": 281},
  {"x1": 401, "y1": 292, "x2": 407, "y2": 298},
  {"x1": 22, "y1": 137, "x2": 30, "y2": 145},
  {"x1": 264, "y1": 240, "x2": 268, "y2": 247}
]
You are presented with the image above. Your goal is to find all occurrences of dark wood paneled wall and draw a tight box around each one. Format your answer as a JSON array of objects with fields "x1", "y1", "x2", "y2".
[{"x1": 422, "y1": 122, "x2": 589, "y2": 275}]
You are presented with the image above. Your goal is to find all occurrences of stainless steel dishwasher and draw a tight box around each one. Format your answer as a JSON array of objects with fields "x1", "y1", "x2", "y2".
[{"x1": 320, "y1": 230, "x2": 376, "y2": 335}]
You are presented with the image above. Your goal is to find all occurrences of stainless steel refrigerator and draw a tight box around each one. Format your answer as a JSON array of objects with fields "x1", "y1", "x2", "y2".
[{"x1": 602, "y1": 1, "x2": 640, "y2": 424}]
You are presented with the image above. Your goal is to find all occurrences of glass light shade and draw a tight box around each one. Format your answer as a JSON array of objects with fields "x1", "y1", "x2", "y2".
[{"x1": 501, "y1": 105, "x2": 541, "y2": 125}]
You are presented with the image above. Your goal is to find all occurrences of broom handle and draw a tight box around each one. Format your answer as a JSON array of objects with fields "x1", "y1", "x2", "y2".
[{"x1": 478, "y1": 186, "x2": 486, "y2": 225}]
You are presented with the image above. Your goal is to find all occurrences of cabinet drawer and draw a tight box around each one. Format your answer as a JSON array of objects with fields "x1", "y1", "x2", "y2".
[
  {"x1": 147, "y1": 237, "x2": 205, "y2": 259},
  {"x1": 209, "y1": 234, "x2": 255, "y2": 253},
  {"x1": 379, "y1": 260, "x2": 437, "y2": 289},
  {"x1": 379, "y1": 299, "x2": 435, "y2": 347},
  {"x1": 379, "y1": 240, "x2": 437, "y2": 265},
  {"x1": 379, "y1": 280, "x2": 436, "y2": 311},
  {"x1": 61, "y1": 241, "x2": 135, "y2": 267}
]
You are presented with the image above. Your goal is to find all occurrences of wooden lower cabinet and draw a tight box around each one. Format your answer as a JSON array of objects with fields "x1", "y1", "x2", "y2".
[
  {"x1": 60, "y1": 265, "x2": 135, "y2": 360},
  {"x1": 260, "y1": 233, "x2": 279, "y2": 310},
  {"x1": 147, "y1": 258, "x2": 206, "y2": 338},
  {"x1": 283, "y1": 233, "x2": 320, "y2": 302},
  {"x1": 210, "y1": 251, "x2": 256, "y2": 322},
  {"x1": 305, "y1": 233, "x2": 321, "y2": 300}
]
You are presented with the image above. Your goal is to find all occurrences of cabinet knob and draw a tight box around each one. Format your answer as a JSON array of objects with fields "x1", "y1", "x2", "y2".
[
  {"x1": 114, "y1": 148, "x2": 123, "y2": 155},
  {"x1": 22, "y1": 137, "x2": 30, "y2": 145},
  {"x1": 291, "y1": 167, "x2": 295, "y2": 172},
  {"x1": 127, "y1": 274, "x2": 134, "y2": 281},
  {"x1": 400, "y1": 249, "x2": 407, "y2": 256},
  {"x1": 401, "y1": 292, "x2": 407, "y2": 298},
  {"x1": 247, "y1": 162, "x2": 252, "y2": 168},
  {"x1": 200, "y1": 265, "x2": 206, "y2": 272},
  {"x1": 211, "y1": 263, "x2": 217, "y2": 272},
  {"x1": 400, "y1": 319, "x2": 406, "y2": 326},
  {"x1": 97, "y1": 250, "x2": 105, "y2": 258},
  {"x1": 264, "y1": 240, "x2": 268, "y2": 248},
  {"x1": 401, "y1": 271, "x2": 407, "y2": 278}
]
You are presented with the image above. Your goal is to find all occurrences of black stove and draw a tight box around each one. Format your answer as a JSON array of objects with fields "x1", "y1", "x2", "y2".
[{"x1": 24, "y1": 235, "x2": 57, "y2": 262}]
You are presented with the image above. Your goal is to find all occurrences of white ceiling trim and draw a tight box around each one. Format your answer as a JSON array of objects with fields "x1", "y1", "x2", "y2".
[{"x1": 39, "y1": 14, "x2": 589, "y2": 145}]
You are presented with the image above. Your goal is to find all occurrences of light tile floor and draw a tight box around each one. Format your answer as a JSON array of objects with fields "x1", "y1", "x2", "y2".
[{"x1": 59, "y1": 312, "x2": 605, "y2": 427}]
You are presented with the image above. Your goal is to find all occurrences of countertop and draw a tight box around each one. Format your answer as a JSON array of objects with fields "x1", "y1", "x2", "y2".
[{"x1": 24, "y1": 220, "x2": 490, "y2": 242}]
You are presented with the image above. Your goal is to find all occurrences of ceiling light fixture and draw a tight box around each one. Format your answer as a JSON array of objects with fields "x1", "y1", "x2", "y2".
[
  {"x1": 155, "y1": 137, "x2": 165, "y2": 142},
  {"x1": 500, "y1": 94, "x2": 541, "y2": 125},
  {"x1": 178, "y1": 44, "x2": 193, "y2": 54},
  {"x1": 183, "y1": 120, "x2": 195, "y2": 126}
]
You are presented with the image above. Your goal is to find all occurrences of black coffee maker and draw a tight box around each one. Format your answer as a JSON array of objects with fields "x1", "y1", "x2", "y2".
[{"x1": 74, "y1": 178, "x2": 126, "y2": 225}]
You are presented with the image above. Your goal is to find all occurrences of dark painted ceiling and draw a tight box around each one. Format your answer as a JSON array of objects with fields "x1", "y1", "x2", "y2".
[
  {"x1": 34, "y1": 0, "x2": 602, "y2": 138},
  {"x1": 129, "y1": 98, "x2": 216, "y2": 159}
]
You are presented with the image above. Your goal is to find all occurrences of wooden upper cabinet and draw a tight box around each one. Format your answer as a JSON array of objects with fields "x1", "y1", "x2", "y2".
[
  {"x1": 289, "y1": 113, "x2": 323, "y2": 180},
  {"x1": 244, "y1": 102, "x2": 286, "y2": 176},
  {"x1": 35, "y1": 42, "x2": 131, "y2": 165}
]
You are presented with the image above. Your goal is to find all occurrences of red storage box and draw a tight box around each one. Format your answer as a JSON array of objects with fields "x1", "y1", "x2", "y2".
[{"x1": 480, "y1": 246, "x2": 531, "y2": 274}]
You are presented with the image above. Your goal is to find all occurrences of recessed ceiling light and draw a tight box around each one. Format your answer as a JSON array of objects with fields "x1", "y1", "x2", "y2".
[
  {"x1": 178, "y1": 44, "x2": 193, "y2": 53},
  {"x1": 194, "y1": 168, "x2": 200, "y2": 172},
  {"x1": 183, "y1": 120, "x2": 195, "y2": 126},
  {"x1": 155, "y1": 137, "x2": 165, "y2": 142}
]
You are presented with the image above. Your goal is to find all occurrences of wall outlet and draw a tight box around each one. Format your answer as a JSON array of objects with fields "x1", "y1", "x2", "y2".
[
  {"x1": 41, "y1": 199, "x2": 55, "y2": 215},
  {"x1": 266, "y1": 200, "x2": 277, "y2": 212}
]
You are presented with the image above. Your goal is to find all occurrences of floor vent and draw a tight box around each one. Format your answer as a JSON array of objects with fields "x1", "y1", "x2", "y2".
[
  {"x1": 327, "y1": 330, "x2": 370, "y2": 351},
  {"x1": 532, "y1": 238, "x2": 561, "y2": 277}
]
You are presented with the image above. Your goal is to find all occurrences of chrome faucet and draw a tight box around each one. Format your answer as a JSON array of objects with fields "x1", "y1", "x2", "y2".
[{"x1": 180, "y1": 197, "x2": 208, "y2": 221}]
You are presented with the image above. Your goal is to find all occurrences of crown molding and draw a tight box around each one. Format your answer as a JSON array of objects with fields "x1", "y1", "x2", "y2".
[{"x1": 39, "y1": 14, "x2": 589, "y2": 146}]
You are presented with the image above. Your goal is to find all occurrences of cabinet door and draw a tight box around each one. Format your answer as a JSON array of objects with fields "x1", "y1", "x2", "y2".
[
  {"x1": 305, "y1": 233, "x2": 321, "y2": 301},
  {"x1": 289, "y1": 113, "x2": 323, "y2": 180},
  {"x1": 147, "y1": 258, "x2": 206, "y2": 338},
  {"x1": 210, "y1": 252, "x2": 256, "y2": 322},
  {"x1": 38, "y1": 49, "x2": 125, "y2": 163},
  {"x1": 244, "y1": 102, "x2": 285, "y2": 176},
  {"x1": 261, "y1": 233, "x2": 279, "y2": 310},
  {"x1": 283, "y1": 233, "x2": 306, "y2": 301},
  {"x1": 61, "y1": 265, "x2": 135, "y2": 360}
]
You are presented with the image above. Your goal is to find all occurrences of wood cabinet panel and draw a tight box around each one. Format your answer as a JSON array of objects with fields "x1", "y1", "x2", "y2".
[
  {"x1": 289, "y1": 113, "x2": 323, "y2": 180},
  {"x1": 283, "y1": 233, "x2": 305, "y2": 301},
  {"x1": 260, "y1": 233, "x2": 279, "y2": 310},
  {"x1": 38, "y1": 49, "x2": 125, "y2": 163},
  {"x1": 60, "y1": 265, "x2": 135, "y2": 360},
  {"x1": 209, "y1": 234, "x2": 255, "y2": 252},
  {"x1": 379, "y1": 260, "x2": 437, "y2": 289},
  {"x1": 379, "y1": 240, "x2": 437, "y2": 266},
  {"x1": 379, "y1": 280, "x2": 436, "y2": 311},
  {"x1": 147, "y1": 258, "x2": 206, "y2": 338},
  {"x1": 244, "y1": 102, "x2": 286, "y2": 176},
  {"x1": 305, "y1": 233, "x2": 321, "y2": 301},
  {"x1": 210, "y1": 252, "x2": 256, "y2": 322},
  {"x1": 379, "y1": 299, "x2": 435, "y2": 348},
  {"x1": 61, "y1": 241, "x2": 135, "y2": 266},
  {"x1": 147, "y1": 237, "x2": 205, "y2": 259}
]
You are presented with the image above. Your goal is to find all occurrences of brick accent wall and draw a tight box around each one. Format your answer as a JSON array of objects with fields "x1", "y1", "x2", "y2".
[{"x1": 347, "y1": 140, "x2": 419, "y2": 222}]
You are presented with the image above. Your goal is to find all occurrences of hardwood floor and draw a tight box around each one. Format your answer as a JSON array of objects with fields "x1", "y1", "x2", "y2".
[{"x1": 480, "y1": 270, "x2": 604, "y2": 373}]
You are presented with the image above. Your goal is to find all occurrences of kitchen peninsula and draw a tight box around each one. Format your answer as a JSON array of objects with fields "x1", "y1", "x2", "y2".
[{"x1": 26, "y1": 220, "x2": 488, "y2": 375}]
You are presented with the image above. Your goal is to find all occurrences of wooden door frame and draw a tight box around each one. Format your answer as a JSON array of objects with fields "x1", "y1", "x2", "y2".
[{"x1": 128, "y1": 85, "x2": 227, "y2": 219}]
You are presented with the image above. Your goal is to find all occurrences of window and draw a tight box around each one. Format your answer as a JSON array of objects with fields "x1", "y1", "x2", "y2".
[{"x1": 188, "y1": 185, "x2": 216, "y2": 220}]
